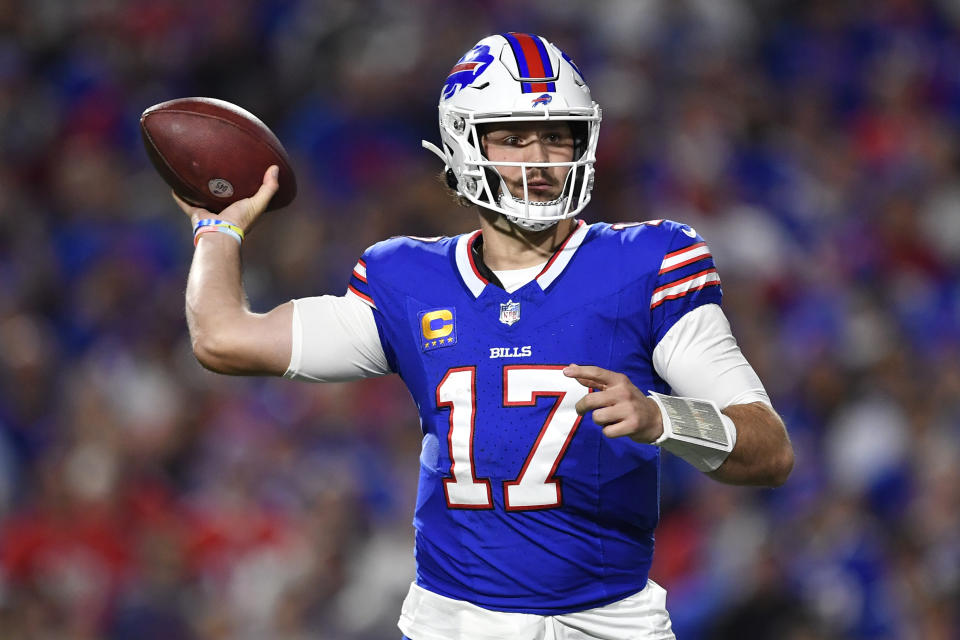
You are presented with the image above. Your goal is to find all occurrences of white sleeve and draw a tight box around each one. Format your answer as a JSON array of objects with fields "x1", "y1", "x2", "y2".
[
  {"x1": 283, "y1": 295, "x2": 392, "y2": 382},
  {"x1": 652, "y1": 303, "x2": 771, "y2": 409}
]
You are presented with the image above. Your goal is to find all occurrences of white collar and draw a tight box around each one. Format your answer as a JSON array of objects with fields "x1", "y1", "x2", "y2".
[{"x1": 454, "y1": 220, "x2": 590, "y2": 297}]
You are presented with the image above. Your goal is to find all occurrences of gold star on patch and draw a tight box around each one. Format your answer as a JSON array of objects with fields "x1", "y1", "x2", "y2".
[
  {"x1": 447, "y1": 338, "x2": 454, "y2": 343},
  {"x1": 432, "y1": 340, "x2": 437, "y2": 346}
]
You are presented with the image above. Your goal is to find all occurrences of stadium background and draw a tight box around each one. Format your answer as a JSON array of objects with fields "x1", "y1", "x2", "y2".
[{"x1": 1, "y1": 0, "x2": 959, "y2": 638}]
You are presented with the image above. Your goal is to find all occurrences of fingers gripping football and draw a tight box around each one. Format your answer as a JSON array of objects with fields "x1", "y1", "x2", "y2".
[
  {"x1": 174, "y1": 165, "x2": 280, "y2": 233},
  {"x1": 563, "y1": 364, "x2": 664, "y2": 443}
]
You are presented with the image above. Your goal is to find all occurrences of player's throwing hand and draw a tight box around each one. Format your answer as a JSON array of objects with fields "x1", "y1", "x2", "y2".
[
  {"x1": 173, "y1": 165, "x2": 280, "y2": 234},
  {"x1": 564, "y1": 364, "x2": 664, "y2": 443}
]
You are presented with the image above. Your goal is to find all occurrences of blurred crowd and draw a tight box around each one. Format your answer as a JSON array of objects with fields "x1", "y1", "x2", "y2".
[{"x1": 1, "y1": 0, "x2": 959, "y2": 638}]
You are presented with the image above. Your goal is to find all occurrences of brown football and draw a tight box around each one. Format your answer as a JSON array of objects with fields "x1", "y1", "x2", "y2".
[{"x1": 140, "y1": 97, "x2": 296, "y2": 213}]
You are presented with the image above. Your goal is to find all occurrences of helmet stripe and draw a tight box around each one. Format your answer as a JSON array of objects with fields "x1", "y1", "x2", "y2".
[
  {"x1": 530, "y1": 35, "x2": 555, "y2": 78},
  {"x1": 503, "y1": 32, "x2": 557, "y2": 94},
  {"x1": 503, "y1": 33, "x2": 532, "y2": 78}
]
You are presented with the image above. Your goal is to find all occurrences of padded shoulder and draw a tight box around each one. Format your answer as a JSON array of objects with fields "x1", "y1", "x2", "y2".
[
  {"x1": 362, "y1": 234, "x2": 454, "y2": 264},
  {"x1": 355, "y1": 234, "x2": 459, "y2": 299},
  {"x1": 587, "y1": 220, "x2": 701, "y2": 281}
]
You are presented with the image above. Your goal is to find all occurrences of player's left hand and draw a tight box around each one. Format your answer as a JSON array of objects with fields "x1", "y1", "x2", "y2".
[{"x1": 563, "y1": 364, "x2": 664, "y2": 444}]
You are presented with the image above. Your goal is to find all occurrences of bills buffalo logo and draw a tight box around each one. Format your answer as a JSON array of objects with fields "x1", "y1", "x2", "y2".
[
  {"x1": 442, "y1": 44, "x2": 495, "y2": 100},
  {"x1": 531, "y1": 93, "x2": 552, "y2": 107}
]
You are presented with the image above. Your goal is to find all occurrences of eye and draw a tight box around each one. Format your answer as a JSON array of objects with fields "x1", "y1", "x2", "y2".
[
  {"x1": 544, "y1": 132, "x2": 572, "y2": 145},
  {"x1": 503, "y1": 136, "x2": 522, "y2": 145}
]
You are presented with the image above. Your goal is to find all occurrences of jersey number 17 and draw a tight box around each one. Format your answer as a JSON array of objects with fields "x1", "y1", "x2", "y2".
[{"x1": 436, "y1": 365, "x2": 588, "y2": 511}]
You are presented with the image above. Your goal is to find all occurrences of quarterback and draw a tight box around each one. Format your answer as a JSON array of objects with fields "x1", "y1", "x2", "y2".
[{"x1": 177, "y1": 33, "x2": 793, "y2": 640}]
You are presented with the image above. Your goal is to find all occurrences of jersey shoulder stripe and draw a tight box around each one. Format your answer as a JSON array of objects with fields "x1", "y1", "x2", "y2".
[
  {"x1": 659, "y1": 241, "x2": 710, "y2": 275},
  {"x1": 639, "y1": 220, "x2": 724, "y2": 344},
  {"x1": 347, "y1": 258, "x2": 376, "y2": 307},
  {"x1": 649, "y1": 224, "x2": 720, "y2": 304},
  {"x1": 352, "y1": 259, "x2": 368, "y2": 283},
  {"x1": 346, "y1": 283, "x2": 375, "y2": 308},
  {"x1": 650, "y1": 268, "x2": 721, "y2": 309}
]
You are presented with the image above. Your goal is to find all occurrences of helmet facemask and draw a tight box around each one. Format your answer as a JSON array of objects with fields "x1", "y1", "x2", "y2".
[{"x1": 486, "y1": 121, "x2": 594, "y2": 231}]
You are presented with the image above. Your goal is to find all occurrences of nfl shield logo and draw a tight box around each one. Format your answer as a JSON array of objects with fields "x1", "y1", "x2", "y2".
[{"x1": 499, "y1": 300, "x2": 521, "y2": 326}]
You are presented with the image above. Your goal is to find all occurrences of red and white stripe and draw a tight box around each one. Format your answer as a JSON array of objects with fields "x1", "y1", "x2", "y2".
[
  {"x1": 347, "y1": 285, "x2": 376, "y2": 308},
  {"x1": 448, "y1": 61, "x2": 481, "y2": 76},
  {"x1": 650, "y1": 268, "x2": 720, "y2": 309},
  {"x1": 352, "y1": 259, "x2": 368, "y2": 283},
  {"x1": 659, "y1": 242, "x2": 710, "y2": 275}
]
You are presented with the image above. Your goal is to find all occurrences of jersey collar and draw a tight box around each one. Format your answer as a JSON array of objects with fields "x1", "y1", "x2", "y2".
[{"x1": 455, "y1": 220, "x2": 589, "y2": 298}]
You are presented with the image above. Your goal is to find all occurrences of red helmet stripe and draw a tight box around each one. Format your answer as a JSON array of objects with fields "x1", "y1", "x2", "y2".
[
  {"x1": 449, "y1": 62, "x2": 479, "y2": 75},
  {"x1": 510, "y1": 32, "x2": 548, "y2": 79}
]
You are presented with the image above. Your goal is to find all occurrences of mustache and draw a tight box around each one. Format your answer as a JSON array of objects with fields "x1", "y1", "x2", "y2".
[{"x1": 518, "y1": 169, "x2": 559, "y2": 186}]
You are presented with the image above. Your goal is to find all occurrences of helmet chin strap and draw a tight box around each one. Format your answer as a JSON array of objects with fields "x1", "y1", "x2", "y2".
[
  {"x1": 497, "y1": 192, "x2": 567, "y2": 232},
  {"x1": 505, "y1": 215, "x2": 559, "y2": 232}
]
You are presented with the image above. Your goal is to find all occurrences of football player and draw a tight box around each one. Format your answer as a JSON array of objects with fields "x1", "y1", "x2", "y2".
[{"x1": 177, "y1": 33, "x2": 793, "y2": 640}]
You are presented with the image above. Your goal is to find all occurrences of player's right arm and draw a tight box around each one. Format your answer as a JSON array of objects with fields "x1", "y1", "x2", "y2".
[
  {"x1": 177, "y1": 166, "x2": 391, "y2": 381},
  {"x1": 176, "y1": 166, "x2": 292, "y2": 375}
]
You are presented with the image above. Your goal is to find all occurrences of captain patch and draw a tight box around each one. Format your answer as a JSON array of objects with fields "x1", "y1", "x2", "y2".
[{"x1": 420, "y1": 308, "x2": 457, "y2": 351}]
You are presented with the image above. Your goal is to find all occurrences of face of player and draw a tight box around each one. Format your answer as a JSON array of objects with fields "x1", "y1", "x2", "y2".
[{"x1": 481, "y1": 122, "x2": 575, "y2": 202}]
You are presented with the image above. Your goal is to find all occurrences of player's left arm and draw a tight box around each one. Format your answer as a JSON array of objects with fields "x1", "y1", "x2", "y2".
[
  {"x1": 652, "y1": 302, "x2": 793, "y2": 486},
  {"x1": 564, "y1": 365, "x2": 792, "y2": 487},
  {"x1": 565, "y1": 305, "x2": 794, "y2": 488},
  {"x1": 703, "y1": 401, "x2": 792, "y2": 486}
]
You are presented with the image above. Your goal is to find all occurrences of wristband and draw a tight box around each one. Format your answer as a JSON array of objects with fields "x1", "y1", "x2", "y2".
[
  {"x1": 648, "y1": 391, "x2": 737, "y2": 472},
  {"x1": 193, "y1": 219, "x2": 245, "y2": 246}
]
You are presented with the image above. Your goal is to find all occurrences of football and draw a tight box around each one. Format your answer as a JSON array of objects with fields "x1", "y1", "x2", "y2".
[{"x1": 140, "y1": 97, "x2": 297, "y2": 213}]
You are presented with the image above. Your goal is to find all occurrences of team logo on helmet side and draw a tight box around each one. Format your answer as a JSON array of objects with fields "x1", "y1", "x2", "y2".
[
  {"x1": 442, "y1": 44, "x2": 495, "y2": 100},
  {"x1": 531, "y1": 93, "x2": 552, "y2": 107}
]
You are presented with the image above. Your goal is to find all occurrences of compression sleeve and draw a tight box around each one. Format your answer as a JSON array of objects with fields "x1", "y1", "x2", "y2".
[
  {"x1": 283, "y1": 295, "x2": 391, "y2": 382},
  {"x1": 652, "y1": 303, "x2": 771, "y2": 409}
]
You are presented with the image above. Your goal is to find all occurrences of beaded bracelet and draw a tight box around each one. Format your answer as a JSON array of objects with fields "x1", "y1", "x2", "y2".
[{"x1": 193, "y1": 219, "x2": 245, "y2": 246}]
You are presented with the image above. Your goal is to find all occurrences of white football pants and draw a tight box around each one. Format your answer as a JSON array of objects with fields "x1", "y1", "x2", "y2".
[{"x1": 399, "y1": 579, "x2": 675, "y2": 640}]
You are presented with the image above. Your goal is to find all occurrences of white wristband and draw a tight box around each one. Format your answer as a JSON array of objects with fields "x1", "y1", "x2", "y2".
[{"x1": 649, "y1": 391, "x2": 737, "y2": 472}]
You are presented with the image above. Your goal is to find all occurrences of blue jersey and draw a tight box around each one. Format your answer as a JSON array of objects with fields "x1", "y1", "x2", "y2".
[{"x1": 347, "y1": 220, "x2": 722, "y2": 614}]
